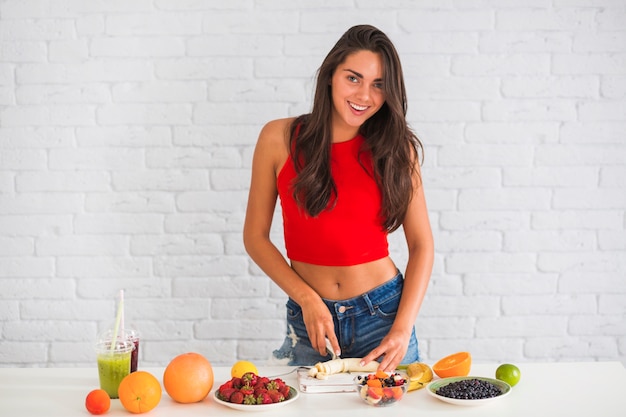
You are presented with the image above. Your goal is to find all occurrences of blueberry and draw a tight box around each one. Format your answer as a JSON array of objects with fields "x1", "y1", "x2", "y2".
[{"x1": 436, "y1": 379, "x2": 502, "y2": 400}]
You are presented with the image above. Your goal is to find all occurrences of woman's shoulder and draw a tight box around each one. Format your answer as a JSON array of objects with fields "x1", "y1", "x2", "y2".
[
  {"x1": 254, "y1": 118, "x2": 295, "y2": 167},
  {"x1": 259, "y1": 117, "x2": 296, "y2": 142}
]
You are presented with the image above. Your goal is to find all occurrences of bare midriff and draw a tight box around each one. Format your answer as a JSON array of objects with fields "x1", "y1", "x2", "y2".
[{"x1": 291, "y1": 256, "x2": 398, "y2": 300}]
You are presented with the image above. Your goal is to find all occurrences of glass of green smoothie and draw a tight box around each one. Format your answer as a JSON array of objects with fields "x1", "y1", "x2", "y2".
[
  {"x1": 95, "y1": 339, "x2": 135, "y2": 399},
  {"x1": 98, "y1": 326, "x2": 141, "y2": 373}
]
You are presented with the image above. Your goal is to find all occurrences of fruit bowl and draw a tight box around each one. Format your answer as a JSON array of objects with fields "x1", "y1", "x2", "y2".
[{"x1": 353, "y1": 372, "x2": 408, "y2": 407}]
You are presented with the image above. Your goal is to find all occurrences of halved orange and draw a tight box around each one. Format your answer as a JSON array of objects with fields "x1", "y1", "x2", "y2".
[{"x1": 432, "y1": 352, "x2": 472, "y2": 378}]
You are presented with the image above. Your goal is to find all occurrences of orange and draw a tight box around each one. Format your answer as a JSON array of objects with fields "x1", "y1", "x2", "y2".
[
  {"x1": 85, "y1": 388, "x2": 110, "y2": 415},
  {"x1": 391, "y1": 386, "x2": 404, "y2": 399},
  {"x1": 163, "y1": 352, "x2": 214, "y2": 403},
  {"x1": 367, "y1": 378, "x2": 382, "y2": 387},
  {"x1": 432, "y1": 351, "x2": 472, "y2": 378},
  {"x1": 118, "y1": 371, "x2": 162, "y2": 414},
  {"x1": 374, "y1": 370, "x2": 389, "y2": 379}
]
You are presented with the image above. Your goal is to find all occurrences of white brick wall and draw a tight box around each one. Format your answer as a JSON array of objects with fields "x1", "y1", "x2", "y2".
[{"x1": 0, "y1": 0, "x2": 624, "y2": 368}]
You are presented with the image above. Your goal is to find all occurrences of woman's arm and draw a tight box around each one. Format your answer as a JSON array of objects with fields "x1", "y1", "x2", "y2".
[
  {"x1": 243, "y1": 119, "x2": 341, "y2": 357},
  {"x1": 360, "y1": 161, "x2": 434, "y2": 372}
]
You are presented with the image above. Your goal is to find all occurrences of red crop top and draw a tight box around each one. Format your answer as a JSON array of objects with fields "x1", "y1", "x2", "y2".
[{"x1": 277, "y1": 133, "x2": 389, "y2": 266}]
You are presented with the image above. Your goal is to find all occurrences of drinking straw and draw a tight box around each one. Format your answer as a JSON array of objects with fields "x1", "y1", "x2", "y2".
[
  {"x1": 110, "y1": 290, "x2": 124, "y2": 352},
  {"x1": 120, "y1": 289, "x2": 125, "y2": 338}
]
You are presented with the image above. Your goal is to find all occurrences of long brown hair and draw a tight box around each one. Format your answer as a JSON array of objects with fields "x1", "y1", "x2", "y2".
[{"x1": 289, "y1": 24, "x2": 423, "y2": 233}]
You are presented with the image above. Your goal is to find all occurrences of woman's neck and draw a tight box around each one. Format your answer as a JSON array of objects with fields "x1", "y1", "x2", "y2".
[{"x1": 331, "y1": 124, "x2": 360, "y2": 143}]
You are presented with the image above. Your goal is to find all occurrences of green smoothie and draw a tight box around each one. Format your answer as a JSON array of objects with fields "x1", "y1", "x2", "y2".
[{"x1": 97, "y1": 350, "x2": 132, "y2": 398}]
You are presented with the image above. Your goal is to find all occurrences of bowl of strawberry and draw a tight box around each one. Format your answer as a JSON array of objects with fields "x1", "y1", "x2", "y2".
[
  {"x1": 354, "y1": 370, "x2": 408, "y2": 407},
  {"x1": 215, "y1": 372, "x2": 298, "y2": 410}
]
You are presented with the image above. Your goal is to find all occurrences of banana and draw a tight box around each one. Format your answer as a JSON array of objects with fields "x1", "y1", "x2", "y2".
[
  {"x1": 307, "y1": 358, "x2": 433, "y2": 392},
  {"x1": 405, "y1": 362, "x2": 433, "y2": 391},
  {"x1": 308, "y1": 358, "x2": 379, "y2": 380}
]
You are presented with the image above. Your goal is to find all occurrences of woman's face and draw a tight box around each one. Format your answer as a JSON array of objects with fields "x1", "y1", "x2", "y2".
[{"x1": 330, "y1": 50, "x2": 385, "y2": 139}]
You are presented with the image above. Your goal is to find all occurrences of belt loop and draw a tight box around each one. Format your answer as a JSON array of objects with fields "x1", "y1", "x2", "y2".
[{"x1": 362, "y1": 294, "x2": 375, "y2": 315}]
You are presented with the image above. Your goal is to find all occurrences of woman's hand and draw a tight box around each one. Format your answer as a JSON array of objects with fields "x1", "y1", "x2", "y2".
[
  {"x1": 360, "y1": 327, "x2": 411, "y2": 372},
  {"x1": 301, "y1": 296, "x2": 341, "y2": 358}
]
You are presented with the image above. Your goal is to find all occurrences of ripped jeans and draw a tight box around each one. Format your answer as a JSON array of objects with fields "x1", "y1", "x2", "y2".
[{"x1": 271, "y1": 271, "x2": 420, "y2": 366}]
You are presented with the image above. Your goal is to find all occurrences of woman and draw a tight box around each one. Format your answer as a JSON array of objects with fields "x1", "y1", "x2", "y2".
[{"x1": 243, "y1": 24, "x2": 433, "y2": 372}]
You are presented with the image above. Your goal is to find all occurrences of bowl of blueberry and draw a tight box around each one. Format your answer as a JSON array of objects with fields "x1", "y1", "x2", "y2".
[
  {"x1": 354, "y1": 371, "x2": 408, "y2": 407},
  {"x1": 426, "y1": 376, "x2": 511, "y2": 406}
]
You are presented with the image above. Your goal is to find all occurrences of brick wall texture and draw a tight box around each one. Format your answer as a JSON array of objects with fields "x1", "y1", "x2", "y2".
[{"x1": 0, "y1": 0, "x2": 625, "y2": 368}]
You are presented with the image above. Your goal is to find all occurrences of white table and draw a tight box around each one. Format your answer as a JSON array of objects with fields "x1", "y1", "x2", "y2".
[{"x1": 1, "y1": 362, "x2": 624, "y2": 416}]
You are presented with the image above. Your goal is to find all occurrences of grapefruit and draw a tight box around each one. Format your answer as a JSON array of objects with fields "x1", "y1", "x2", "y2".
[{"x1": 163, "y1": 352, "x2": 214, "y2": 403}]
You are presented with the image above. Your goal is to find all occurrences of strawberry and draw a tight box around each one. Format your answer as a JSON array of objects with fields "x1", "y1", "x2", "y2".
[
  {"x1": 239, "y1": 384, "x2": 254, "y2": 397},
  {"x1": 229, "y1": 391, "x2": 244, "y2": 404},
  {"x1": 231, "y1": 377, "x2": 243, "y2": 389},
  {"x1": 218, "y1": 380, "x2": 233, "y2": 393},
  {"x1": 218, "y1": 373, "x2": 291, "y2": 405},
  {"x1": 241, "y1": 372, "x2": 258, "y2": 386},
  {"x1": 279, "y1": 385, "x2": 291, "y2": 399},
  {"x1": 367, "y1": 387, "x2": 383, "y2": 400},
  {"x1": 268, "y1": 390, "x2": 284, "y2": 403},
  {"x1": 217, "y1": 387, "x2": 236, "y2": 401},
  {"x1": 256, "y1": 392, "x2": 273, "y2": 405},
  {"x1": 273, "y1": 378, "x2": 286, "y2": 389},
  {"x1": 383, "y1": 387, "x2": 394, "y2": 400}
]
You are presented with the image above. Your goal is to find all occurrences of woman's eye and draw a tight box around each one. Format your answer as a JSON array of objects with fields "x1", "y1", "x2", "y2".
[
  {"x1": 348, "y1": 75, "x2": 358, "y2": 83},
  {"x1": 374, "y1": 82, "x2": 383, "y2": 89}
]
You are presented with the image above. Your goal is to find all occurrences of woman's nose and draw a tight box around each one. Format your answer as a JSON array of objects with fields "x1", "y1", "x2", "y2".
[{"x1": 355, "y1": 84, "x2": 370, "y2": 101}]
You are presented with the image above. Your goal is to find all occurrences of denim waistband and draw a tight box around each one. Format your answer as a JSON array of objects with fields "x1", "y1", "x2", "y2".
[{"x1": 321, "y1": 271, "x2": 403, "y2": 317}]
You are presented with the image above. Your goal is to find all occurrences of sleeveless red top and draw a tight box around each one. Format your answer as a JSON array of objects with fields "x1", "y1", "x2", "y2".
[{"x1": 277, "y1": 133, "x2": 389, "y2": 266}]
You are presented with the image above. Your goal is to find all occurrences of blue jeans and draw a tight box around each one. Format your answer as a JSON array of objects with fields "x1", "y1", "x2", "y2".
[{"x1": 272, "y1": 271, "x2": 420, "y2": 366}]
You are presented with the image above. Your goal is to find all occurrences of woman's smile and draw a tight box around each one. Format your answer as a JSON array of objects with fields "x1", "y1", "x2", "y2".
[{"x1": 348, "y1": 101, "x2": 369, "y2": 112}]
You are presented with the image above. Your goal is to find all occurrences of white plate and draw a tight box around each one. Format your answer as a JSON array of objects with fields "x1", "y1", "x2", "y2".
[
  {"x1": 426, "y1": 376, "x2": 511, "y2": 406},
  {"x1": 213, "y1": 386, "x2": 299, "y2": 412}
]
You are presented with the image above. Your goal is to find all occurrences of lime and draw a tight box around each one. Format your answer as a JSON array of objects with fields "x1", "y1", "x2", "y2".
[
  {"x1": 495, "y1": 363, "x2": 521, "y2": 387},
  {"x1": 230, "y1": 360, "x2": 258, "y2": 378}
]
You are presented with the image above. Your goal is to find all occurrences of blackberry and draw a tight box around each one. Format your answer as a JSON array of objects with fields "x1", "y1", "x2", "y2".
[{"x1": 436, "y1": 378, "x2": 502, "y2": 400}]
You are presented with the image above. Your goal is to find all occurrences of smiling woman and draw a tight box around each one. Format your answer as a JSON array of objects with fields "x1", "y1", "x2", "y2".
[
  {"x1": 243, "y1": 24, "x2": 434, "y2": 373},
  {"x1": 330, "y1": 50, "x2": 385, "y2": 140}
]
